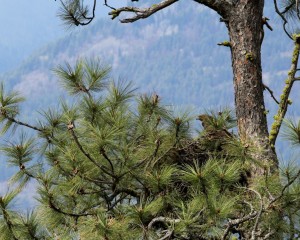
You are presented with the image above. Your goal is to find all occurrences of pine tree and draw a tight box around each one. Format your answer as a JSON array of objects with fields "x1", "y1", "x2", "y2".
[
  {"x1": 1, "y1": 59, "x2": 300, "y2": 239},
  {"x1": 55, "y1": 0, "x2": 300, "y2": 176}
]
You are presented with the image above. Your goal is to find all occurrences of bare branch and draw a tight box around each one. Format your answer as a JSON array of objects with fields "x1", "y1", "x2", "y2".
[
  {"x1": 108, "y1": 0, "x2": 178, "y2": 23},
  {"x1": 249, "y1": 189, "x2": 263, "y2": 240},
  {"x1": 263, "y1": 230, "x2": 276, "y2": 239},
  {"x1": 159, "y1": 230, "x2": 174, "y2": 240},
  {"x1": 148, "y1": 216, "x2": 180, "y2": 229},
  {"x1": 222, "y1": 211, "x2": 257, "y2": 240},
  {"x1": 273, "y1": 0, "x2": 293, "y2": 39},
  {"x1": 263, "y1": 83, "x2": 279, "y2": 104},
  {"x1": 104, "y1": 0, "x2": 115, "y2": 10},
  {"x1": 282, "y1": 2, "x2": 295, "y2": 15},
  {"x1": 243, "y1": 200, "x2": 255, "y2": 214},
  {"x1": 223, "y1": 187, "x2": 266, "y2": 240},
  {"x1": 107, "y1": 193, "x2": 128, "y2": 211}
]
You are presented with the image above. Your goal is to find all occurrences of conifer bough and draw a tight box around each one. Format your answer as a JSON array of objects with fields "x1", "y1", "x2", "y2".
[{"x1": 1, "y1": 59, "x2": 300, "y2": 239}]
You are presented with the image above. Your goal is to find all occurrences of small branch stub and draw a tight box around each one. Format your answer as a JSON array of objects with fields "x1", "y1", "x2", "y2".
[
  {"x1": 217, "y1": 41, "x2": 231, "y2": 47},
  {"x1": 262, "y1": 17, "x2": 273, "y2": 31}
]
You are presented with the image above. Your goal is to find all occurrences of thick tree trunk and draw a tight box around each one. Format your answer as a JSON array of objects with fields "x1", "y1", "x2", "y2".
[{"x1": 226, "y1": 0, "x2": 277, "y2": 172}]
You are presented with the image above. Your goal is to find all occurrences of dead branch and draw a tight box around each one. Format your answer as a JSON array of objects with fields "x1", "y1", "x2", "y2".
[
  {"x1": 148, "y1": 216, "x2": 180, "y2": 229},
  {"x1": 249, "y1": 189, "x2": 263, "y2": 240},
  {"x1": 263, "y1": 83, "x2": 279, "y2": 104},
  {"x1": 108, "y1": 0, "x2": 179, "y2": 23},
  {"x1": 222, "y1": 211, "x2": 258, "y2": 240},
  {"x1": 273, "y1": 0, "x2": 293, "y2": 39}
]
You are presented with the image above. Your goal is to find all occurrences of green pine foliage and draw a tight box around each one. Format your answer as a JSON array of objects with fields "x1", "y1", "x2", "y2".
[{"x1": 1, "y1": 59, "x2": 300, "y2": 239}]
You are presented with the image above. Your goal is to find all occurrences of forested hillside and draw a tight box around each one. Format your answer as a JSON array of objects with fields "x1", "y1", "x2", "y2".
[{"x1": 2, "y1": 2, "x2": 297, "y2": 113}]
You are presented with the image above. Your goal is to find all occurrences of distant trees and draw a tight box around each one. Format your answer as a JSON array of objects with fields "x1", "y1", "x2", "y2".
[
  {"x1": 56, "y1": 0, "x2": 300, "y2": 176},
  {"x1": 1, "y1": 59, "x2": 300, "y2": 239}
]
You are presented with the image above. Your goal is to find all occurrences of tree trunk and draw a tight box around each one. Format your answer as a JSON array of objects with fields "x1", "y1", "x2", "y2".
[{"x1": 226, "y1": 0, "x2": 277, "y2": 173}]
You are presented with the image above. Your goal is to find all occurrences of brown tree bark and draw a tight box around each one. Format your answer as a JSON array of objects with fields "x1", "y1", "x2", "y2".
[
  {"x1": 163, "y1": 0, "x2": 279, "y2": 173},
  {"x1": 225, "y1": 0, "x2": 278, "y2": 172}
]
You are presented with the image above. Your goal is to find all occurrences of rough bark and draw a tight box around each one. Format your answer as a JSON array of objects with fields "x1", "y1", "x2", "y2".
[{"x1": 226, "y1": 0, "x2": 278, "y2": 173}]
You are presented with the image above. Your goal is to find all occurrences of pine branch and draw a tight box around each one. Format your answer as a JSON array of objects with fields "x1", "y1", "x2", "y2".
[
  {"x1": 59, "y1": 0, "x2": 96, "y2": 26},
  {"x1": 99, "y1": 147, "x2": 115, "y2": 174},
  {"x1": 0, "y1": 197, "x2": 19, "y2": 240},
  {"x1": 48, "y1": 197, "x2": 95, "y2": 217},
  {"x1": 2, "y1": 114, "x2": 43, "y2": 132},
  {"x1": 107, "y1": 193, "x2": 128, "y2": 211},
  {"x1": 108, "y1": 188, "x2": 140, "y2": 201},
  {"x1": 68, "y1": 126, "x2": 115, "y2": 178}
]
